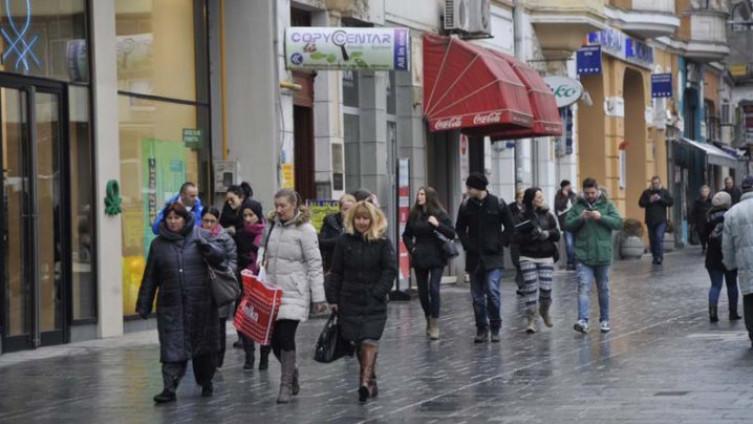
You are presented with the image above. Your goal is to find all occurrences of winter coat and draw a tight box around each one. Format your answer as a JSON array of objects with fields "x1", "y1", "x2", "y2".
[
  {"x1": 722, "y1": 192, "x2": 753, "y2": 294},
  {"x1": 319, "y1": 212, "x2": 344, "y2": 272},
  {"x1": 219, "y1": 199, "x2": 261, "y2": 271},
  {"x1": 325, "y1": 233, "x2": 398, "y2": 342},
  {"x1": 691, "y1": 197, "x2": 712, "y2": 235},
  {"x1": 514, "y1": 208, "x2": 561, "y2": 260},
  {"x1": 237, "y1": 222, "x2": 265, "y2": 273},
  {"x1": 638, "y1": 188, "x2": 674, "y2": 226},
  {"x1": 455, "y1": 193, "x2": 515, "y2": 273},
  {"x1": 554, "y1": 189, "x2": 577, "y2": 230},
  {"x1": 136, "y1": 219, "x2": 220, "y2": 363},
  {"x1": 402, "y1": 209, "x2": 455, "y2": 270},
  {"x1": 262, "y1": 212, "x2": 325, "y2": 322},
  {"x1": 198, "y1": 225, "x2": 237, "y2": 319},
  {"x1": 219, "y1": 202, "x2": 240, "y2": 230},
  {"x1": 151, "y1": 194, "x2": 204, "y2": 235},
  {"x1": 564, "y1": 193, "x2": 623, "y2": 267},
  {"x1": 724, "y1": 186, "x2": 742, "y2": 205},
  {"x1": 704, "y1": 206, "x2": 731, "y2": 271}
]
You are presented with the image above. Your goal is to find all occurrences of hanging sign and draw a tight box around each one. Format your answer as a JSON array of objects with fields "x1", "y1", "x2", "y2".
[
  {"x1": 285, "y1": 27, "x2": 410, "y2": 71},
  {"x1": 543, "y1": 76, "x2": 583, "y2": 108},
  {"x1": 398, "y1": 158, "x2": 411, "y2": 287},
  {"x1": 576, "y1": 46, "x2": 602, "y2": 75},
  {"x1": 651, "y1": 73, "x2": 673, "y2": 98}
]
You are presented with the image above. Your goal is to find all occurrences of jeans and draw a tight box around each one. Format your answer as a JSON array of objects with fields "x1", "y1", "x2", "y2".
[
  {"x1": 576, "y1": 262, "x2": 610, "y2": 323},
  {"x1": 648, "y1": 222, "x2": 668, "y2": 261},
  {"x1": 564, "y1": 231, "x2": 576, "y2": 267},
  {"x1": 415, "y1": 267, "x2": 443, "y2": 318},
  {"x1": 707, "y1": 268, "x2": 739, "y2": 308},
  {"x1": 470, "y1": 267, "x2": 503, "y2": 331}
]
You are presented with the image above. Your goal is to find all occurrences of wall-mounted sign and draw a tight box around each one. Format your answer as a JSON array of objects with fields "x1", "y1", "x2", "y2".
[
  {"x1": 285, "y1": 27, "x2": 410, "y2": 71},
  {"x1": 182, "y1": 128, "x2": 203, "y2": 149},
  {"x1": 651, "y1": 73, "x2": 673, "y2": 98},
  {"x1": 604, "y1": 96, "x2": 625, "y2": 118},
  {"x1": 576, "y1": 46, "x2": 602, "y2": 75},
  {"x1": 587, "y1": 28, "x2": 653, "y2": 69},
  {"x1": 543, "y1": 76, "x2": 583, "y2": 108}
]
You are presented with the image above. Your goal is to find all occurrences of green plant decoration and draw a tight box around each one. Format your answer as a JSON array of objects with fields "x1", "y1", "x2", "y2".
[{"x1": 105, "y1": 179, "x2": 123, "y2": 216}]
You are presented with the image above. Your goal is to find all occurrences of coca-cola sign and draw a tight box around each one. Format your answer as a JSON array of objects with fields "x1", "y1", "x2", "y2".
[
  {"x1": 434, "y1": 116, "x2": 462, "y2": 130},
  {"x1": 473, "y1": 111, "x2": 502, "y2": 126}
]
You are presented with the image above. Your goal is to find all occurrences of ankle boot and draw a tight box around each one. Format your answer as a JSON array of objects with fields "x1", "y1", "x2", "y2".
[
  {"x1": 259, "y1": 345, "x2": 271, "y2": 370},
  {"x1": 709, "y1": 305, "x2": 719, "y2": 323},
  {"x1": 242, "y1": 337, "x2": 255, "y2": 370},
  {"x1": 358, "y1": 343, "x2": 377, "y2": 403},
  {"x1": 539, "y1": 299, "x2": 553, "y2": 328},
  {"x1": 425, "y1": 316, "x2": 431, "y2": 337},
  {"x1": 277, "y1": 350, "x2": 296, "y2": 404},
  {"x1": 429, "y1": 318, "x2": 440, "y2": 340},
  {"x1": 154, "y1": 366, "x2": 180, "y2": 403},
  {"x1": 526, "y1": 310, "x2": 538, "y2": 334},
  {"x1": 730, "y1": 304, "x2": 742, "y2": 321}
]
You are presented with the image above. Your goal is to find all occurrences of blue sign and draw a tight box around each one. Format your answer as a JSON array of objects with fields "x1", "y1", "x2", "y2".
[
  {"x1": 587, "y1": 28, "x2": 653, "y2": 69},
  {"x1": 651, "y1": 73, "x2": 673, "y2": 98},
  {"x1": 1, "y1": 0, "x2": 41, "y2": 72},
  {"x1": 626, "y1": 38, "x2": 654, "y2": 66},
  {"x1": 577, "y1": 46, "x2": 602, "y2": 75}
]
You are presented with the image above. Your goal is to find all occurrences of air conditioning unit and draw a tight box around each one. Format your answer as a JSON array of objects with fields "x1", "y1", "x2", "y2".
[{"x1": 444, "y1": 0, "x2": 491, "y2": 37}]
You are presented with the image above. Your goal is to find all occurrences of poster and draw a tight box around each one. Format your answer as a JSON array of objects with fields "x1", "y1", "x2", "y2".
[
  {"x1": 398, "y1": 159, "x2": 411, "y2": 286},
  {"x1": 307, "y1": 200, "x2": 340, "y2": 233},
  {"x1": 281, "y1": 163, "x2": 295, "y2": 189}
]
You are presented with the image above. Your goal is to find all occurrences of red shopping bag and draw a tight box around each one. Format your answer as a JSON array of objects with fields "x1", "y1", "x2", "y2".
[{"x1": 234, "y1": 269, "x2": 283, "y2": 345}]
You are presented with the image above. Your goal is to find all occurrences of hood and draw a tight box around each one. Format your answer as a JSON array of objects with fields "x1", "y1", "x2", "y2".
[{"x1": 268, "y1": 210, "x2": 310, "y2": 227}]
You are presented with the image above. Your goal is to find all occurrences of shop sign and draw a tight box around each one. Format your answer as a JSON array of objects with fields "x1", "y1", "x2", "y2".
[
  {"x1": 398, "y1": 158, "x2": 411, "y2": 285},
  {"x1": 743, "y1": 103, "x2": 753, "y2": 144},
  {"x1": 587, "y1": 28, "x2": 653, "y2": 69},
  {"x1": 651, "y1": 73, "x2": 673, "y2": 98},
  {"x1": 576, "y1": 46, "x2": 602, "y2": 75},
  {"x1": 543, "y1": 76, "x2": 583, "y2": 108},
  {"x1": 182, "y1": 128, "x2": 202, "y2": 149},
  {"x1": 285, "y1": 27, "x2": 410, "y2": 71},
  {"x1": 306, "y1": 200, "x2": 340, "y2": 233}
]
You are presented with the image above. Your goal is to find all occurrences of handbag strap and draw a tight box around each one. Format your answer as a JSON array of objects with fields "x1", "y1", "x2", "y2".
[{"x1": 261, "y1": 221, "x2": 275, "y2": 264}]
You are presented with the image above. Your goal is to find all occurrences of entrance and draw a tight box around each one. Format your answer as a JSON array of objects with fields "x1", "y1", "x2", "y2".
[{"x1": 1, "y1": 76, "x2": 68, "y2": 352}]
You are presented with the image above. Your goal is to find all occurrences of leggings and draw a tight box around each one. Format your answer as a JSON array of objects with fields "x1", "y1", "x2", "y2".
[
  {"x1": 271, "y1": 319, "x2": 300, "y2": 359},
  {"x1": 520, "y1": 260, "x2": 554, "y2": 313}
]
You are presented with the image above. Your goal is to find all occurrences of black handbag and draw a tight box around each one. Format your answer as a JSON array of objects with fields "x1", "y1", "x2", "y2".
[
  {"x1": 434, "y1": 230, "x2": 460, "y2": 259},
  {"x1": 207, "y1": 263, "x2": 241, "y2": 307},
  {"x1": 313, "y1": 311, "x2": 353, "y2": 363}
]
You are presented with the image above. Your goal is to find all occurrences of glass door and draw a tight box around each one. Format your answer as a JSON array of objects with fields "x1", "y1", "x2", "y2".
[{"x1": 1, "y1": 81, "x2": 67, "y2": 352}]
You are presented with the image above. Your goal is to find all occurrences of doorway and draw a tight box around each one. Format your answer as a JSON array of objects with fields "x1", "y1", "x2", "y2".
[{"x1": 1, "y1": 77, "x2": 68, "y2": 352}]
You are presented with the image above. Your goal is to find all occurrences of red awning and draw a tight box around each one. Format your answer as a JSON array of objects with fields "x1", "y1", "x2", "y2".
[{"x1": 423, "y1": 34, "x2": 562, "y2": 139}]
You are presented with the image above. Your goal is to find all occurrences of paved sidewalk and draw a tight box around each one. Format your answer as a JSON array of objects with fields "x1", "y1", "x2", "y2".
[{"x1": 1, "y1": 248, "x2": 752, "y2": 423}]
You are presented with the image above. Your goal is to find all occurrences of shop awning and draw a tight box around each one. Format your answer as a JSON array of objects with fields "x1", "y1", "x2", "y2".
[
  {"x1": 680, "y1": 137, "x2": 739, "y2": 168},
  {"x1": 423, "y1": 34, "x2": 562, "y2": 139}
]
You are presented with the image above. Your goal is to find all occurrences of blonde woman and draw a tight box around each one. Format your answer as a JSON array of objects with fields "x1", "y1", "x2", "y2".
[{"x1": 326, "y1": 201, "x2": 398, "y2": 403}]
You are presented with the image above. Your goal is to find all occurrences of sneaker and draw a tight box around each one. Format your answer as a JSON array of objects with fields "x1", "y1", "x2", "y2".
[
  {"x1": 474, "y1": 327, "x2": 489, "y2": 343},
  {"x1": 573, "y1": 320, "x2": 589, "y2": 334},
  {"x1": 599, "y1": 321, "x2": 611, "y2": 333}
]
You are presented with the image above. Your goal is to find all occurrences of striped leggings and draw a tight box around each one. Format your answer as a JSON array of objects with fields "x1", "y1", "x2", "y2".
[{"x1": 519, "y1": 260, "x2": 554, "y2": 313}]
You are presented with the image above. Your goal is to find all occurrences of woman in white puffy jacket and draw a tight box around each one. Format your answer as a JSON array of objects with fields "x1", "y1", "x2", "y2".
[{"x1": 260, "y1": 188, "x2": 326, "y2": 404}]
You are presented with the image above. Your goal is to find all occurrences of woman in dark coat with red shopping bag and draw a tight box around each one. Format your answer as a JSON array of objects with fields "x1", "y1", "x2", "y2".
[
  {"x1": 326, "y1": 201, "x2": 398, "y2": 403},
  {"x1": 136, "y1": 203, "x2": 221, "y2": 404}
]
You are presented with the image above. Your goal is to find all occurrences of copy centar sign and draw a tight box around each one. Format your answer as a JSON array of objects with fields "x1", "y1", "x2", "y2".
[{"x1": 285, "y1": 27, "x2": 410, "y2": 71}]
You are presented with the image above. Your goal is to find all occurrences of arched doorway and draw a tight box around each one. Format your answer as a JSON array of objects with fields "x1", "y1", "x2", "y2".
[
  {"x1": 624, "y1": 68, "x2": 648, "y2": 224},
  {"x1": 577, "y1": 74, "x2": 606, "y2": 186}
]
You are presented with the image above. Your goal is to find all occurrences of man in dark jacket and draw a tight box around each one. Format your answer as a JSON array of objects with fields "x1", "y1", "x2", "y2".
[
  {"x1": 455, "y1": 173, "x2": 514, "y2": 343},
  {"x1": 690, "y1": 185, "x2": 712, "y2": 253},
  {"x1": 639, "y1": 176, "x2": 674, "y2": 265},
  {"x1": 723, "y1": 176, "x2": 742, "y2": 205},
  {"x1": 554, "y1": 179, "x2": 577, "y2": 270}
]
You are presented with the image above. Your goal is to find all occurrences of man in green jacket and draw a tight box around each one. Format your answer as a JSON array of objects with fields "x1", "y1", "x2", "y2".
[{"x1": 564, "y1": 178, "x2": 623, "y2": 334}]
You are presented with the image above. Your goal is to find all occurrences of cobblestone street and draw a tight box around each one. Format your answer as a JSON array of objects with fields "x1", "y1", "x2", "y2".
[{"x1": 2, "y1": 248, "x2": 752, "y2": 423}]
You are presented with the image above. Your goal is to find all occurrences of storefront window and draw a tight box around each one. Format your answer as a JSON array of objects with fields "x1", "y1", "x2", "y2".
[
  {"x1": 115, "y1": 0, "x2": 208, "y2": 102},
  {"x1": 0, "y1": 0, "x2": 88, "y2": 82}
]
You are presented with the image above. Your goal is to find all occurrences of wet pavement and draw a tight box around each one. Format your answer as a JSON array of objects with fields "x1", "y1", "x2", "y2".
[{"x1": 2, "y1": 248, "x2": 753, "y2": 423}]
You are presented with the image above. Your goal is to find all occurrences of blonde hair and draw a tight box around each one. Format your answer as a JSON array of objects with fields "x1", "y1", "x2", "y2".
[
  {"x1": 344, "y1": 201, "x2": 387, "y2": 241},
  {"x1": 339, "y1": 194, "x2": 356, "y2": 208}
]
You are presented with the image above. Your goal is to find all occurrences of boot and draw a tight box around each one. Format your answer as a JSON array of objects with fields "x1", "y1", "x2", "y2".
[
  {"x1": 730, "y1": 304, "x2": 742, "y2": 321},
  {"x1": 368, "y1": 351, "x2": 379, "y2": 398},
  {"x1": 259, "y1": 345, "x2": 271, "y2": 370},
  {"x1": 425, "y1": 317, "x2": 431, "y2": 337},
  {"x1": 709, "y1": 305, "x2": 719, "y2": 323},
  {"x1": 526, "y1": 310, "x2": 538, "y2": 334},
  {"x1": 429, "y1": 318, "x2": 440, "y2": 340},
  {"x1": 242, "y1": 336, "x2": 255, "y2": 371},
  {"x1": 154, "y1": 366, "x2": 180, "y2": 404},
  {"x1": 358, "y1": 344, "x2": 378, "y2": 403},
  {"x1": 277, "y1": 350, "x2": 296, "y2": 404},
  {"x1": 292, "y1": 367, "x2": 300, "y2": 396},
  {"x1": 474, "y1": 327, "x2": 489, "y2": 343},
  {"x1": 539, "y1": 299, "x2": 553, "y2": 328},
  {"x1": 201, "y1": 382, "x2": 214, "y2": 397}
]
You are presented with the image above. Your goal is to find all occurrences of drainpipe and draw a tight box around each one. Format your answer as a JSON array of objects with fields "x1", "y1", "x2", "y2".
[{"x1": 512, "y1": 0, "x2": 524, "y2": 187}]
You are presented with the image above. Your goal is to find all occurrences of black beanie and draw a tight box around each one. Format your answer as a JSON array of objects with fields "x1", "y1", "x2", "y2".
[
  {"x1": 242, "y1": 199, "x2": 264, "y2": 223},
  {"x1": 466, "y1": 173, "x2": 488, "y2": 191}
]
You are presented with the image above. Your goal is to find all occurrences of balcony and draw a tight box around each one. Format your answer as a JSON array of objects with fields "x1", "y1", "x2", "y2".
[
  {"x1": 526, "y1": 0, "x2": 607, "y2": 60},
  {"x1": 679, "y1": 0, "x2": 730, "y2": 62},
  {"x1": 606, "y1": 0, "x2": 680, "y2": 39}
]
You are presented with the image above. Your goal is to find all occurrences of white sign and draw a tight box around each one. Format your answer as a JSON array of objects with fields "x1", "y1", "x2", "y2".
[
  {"x1": 604, "y1": 96, "x2": 625, "y2": 118},
  {"x1": 285, "y1": 27, "x2": 410, "y2": 71},
  {"x1": 544, "y1": 76, "x2": 583, "y2": 108}
]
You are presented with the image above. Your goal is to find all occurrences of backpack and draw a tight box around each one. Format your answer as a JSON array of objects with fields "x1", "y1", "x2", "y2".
[{"x1": 708, "y1": 221, "x2": 723, "y2": 246}]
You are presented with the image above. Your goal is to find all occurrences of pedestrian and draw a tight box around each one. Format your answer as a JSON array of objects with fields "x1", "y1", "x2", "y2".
[
  {"x1": 554, "y1": 179, "x2": 578, "y2": 270},
  {"x1": 455, "y1": 172, "x2": 514, "y2": 343},
  {"x1": 261, "y1": 189, "x2": 327, "y2": 403},
  {"x1": 691, "y1": 185, "x2": 712, "y2": 253},
  {"x1": 219, "y1": 182, "x2": 253, "y2": 234},
  {"x1": 319, "y1": 194, "x2": 356, "y2": 272},
  {"x1": 352, "y1": 188, "x2": 380, "y2": 207},
  {"x1": 704, "y1": 192, "x2": 740, "y2": 323},
  {"x1": 326, "y1": 201, "x2": 398, "y2": 403},
  {"x1": 722, "y1": 176, "x2": 753, "y2": 347},
  {"x1": 723, "y1": 176, "x2": 742, "y2": 205},
  {"x1": 514, "y1": 187, "x2": 560, "y2": 334},
  {"x1": 151, "y1": 182, "x2": 204, "y2": 234},
  {"x1": 638, "y1": 176, "x2": 674, "y2": 265},
  {"x1": 565, "y1": 178, "x2": 623, "y2": 334},
  {"x1": 199, "y1": 207, "x2": 237, "y2": 369},
  {"x1": 509, "y1": 190, "x2": 526, "y2": 295},
  {"x1": 402, "y1": 186, "x2": 456, "y2": 340},
  {"x1": 136, "y1": 203, "x2": 221, "y2": 403}
]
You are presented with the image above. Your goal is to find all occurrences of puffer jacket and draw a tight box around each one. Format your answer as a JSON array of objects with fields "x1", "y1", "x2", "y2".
[
  {"x1": 722, "y1": 192, "x2": 753, "y2": 294},
  {"x1": 514, "y1": 207, "x2": 561, "y2": 260},
  {"x1": 564, "y1": 192, "x2": 623, "y2": 266},
  {"x1": 198, "y1": 225, "x2": 237, "y2": 319},
  {"x1": 402, "y1": 209, "x2": 455, "y2": 270},
  {"x1": 704, "y1": 206, "x2": 729, "y2": 271},
  {"x1": 136, "y1": 219, "x2": 220, "y2": 363},
  {"x1": 262, "y1": 212, "x2": 325, "y2": 321},
  {"x1": 325, "y1": 233, "x2": 398, "y2": 342},
  {"x1": 455, "y1": 193, "x2": 515, "y2": 273}
]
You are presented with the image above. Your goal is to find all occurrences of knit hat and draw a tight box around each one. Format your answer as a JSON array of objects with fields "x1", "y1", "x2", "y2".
[
  {"x1": 742, "y1": 176, "x2": 753, "y2": 192},
  {"x1": 242, "y1": 198, "x2": 264, "y2": 223},
  {"x1": 465, "y1": 173, "x2": 488, "y2": 191},
  {"x1": 712, "y1": 191, "x2": 731, "y2": 208}
]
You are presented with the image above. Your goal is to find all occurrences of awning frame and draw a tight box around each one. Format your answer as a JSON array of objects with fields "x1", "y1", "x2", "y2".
[{"x1": 680, "y1": 137, "x2": 739, "y2": 168}]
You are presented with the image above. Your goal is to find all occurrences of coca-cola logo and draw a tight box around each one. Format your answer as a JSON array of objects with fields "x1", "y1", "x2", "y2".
[
  {"x1": 473, "y1": 111, "x2": 502, "y2": 125},
  {"x1": 434, "y1": 116, "x2": 462, "y2": 130}
]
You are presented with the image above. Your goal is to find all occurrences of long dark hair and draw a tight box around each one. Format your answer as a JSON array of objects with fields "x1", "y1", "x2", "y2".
[
  {"x1": 522, "y1": 187, "x2": 543, "y2": 215},
  {"x1": 410, "y1": 186, "x2": 446, "y2": 221},
  {"x1": 227, "y1": 181, "x2": 253, "y2": 200}
]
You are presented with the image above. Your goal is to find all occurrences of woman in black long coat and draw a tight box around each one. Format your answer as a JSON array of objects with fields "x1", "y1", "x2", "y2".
[
  {"x1": 326, "y1": 201, "x2": 398, "y2": 403},
  {"x1": 319, "y1": 194, "x2": 356, "y2": 272},
  {"x1": 402, "y1": 186, "x2": 455, "y2": 340},
  {"x1": 136, "y1": 203, "x2": 220, "y2": 403}
]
